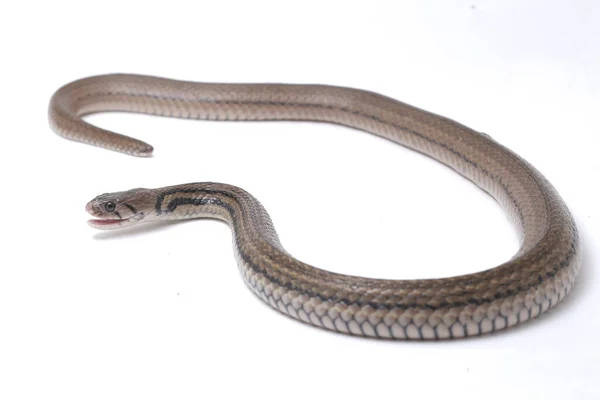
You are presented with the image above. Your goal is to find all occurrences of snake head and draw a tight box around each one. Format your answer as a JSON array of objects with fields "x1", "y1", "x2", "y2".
[{"x1": 85, "y1": 188, "x2": 153, "y2": 230}]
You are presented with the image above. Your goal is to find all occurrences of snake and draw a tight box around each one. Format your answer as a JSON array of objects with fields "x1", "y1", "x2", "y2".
[{"x1": 48, "y1": 74, "x2": 580, "y2": 339}]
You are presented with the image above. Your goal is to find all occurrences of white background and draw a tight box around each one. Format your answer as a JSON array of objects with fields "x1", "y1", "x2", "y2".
[{"x1": 1, "y1": 1, "x2": 599, "y2": 399}]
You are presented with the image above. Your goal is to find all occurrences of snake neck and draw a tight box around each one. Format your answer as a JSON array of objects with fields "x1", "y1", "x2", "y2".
[{"x1": 153, "y1": 182, "x2": 282, "y2": 245}]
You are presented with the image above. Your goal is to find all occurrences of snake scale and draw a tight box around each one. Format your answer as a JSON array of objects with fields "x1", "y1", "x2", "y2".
[{"x1": 48, "y1": 74, "x2": 580, "y2": 339}]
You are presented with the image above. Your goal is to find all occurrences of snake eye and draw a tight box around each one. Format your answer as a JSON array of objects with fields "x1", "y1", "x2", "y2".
[{"x1": 104, "y1": 202, "x2": 116, "y2": 212}]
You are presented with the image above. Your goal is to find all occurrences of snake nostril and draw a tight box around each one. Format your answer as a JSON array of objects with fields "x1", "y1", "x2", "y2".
[{"x1": 85, "y1": 203, "x2": 102, "y2": 217}]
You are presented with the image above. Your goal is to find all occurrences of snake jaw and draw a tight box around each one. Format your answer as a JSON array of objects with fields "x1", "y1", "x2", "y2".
[{"x1": 86, "y1": 217, "x2": 136, "y2": 230}]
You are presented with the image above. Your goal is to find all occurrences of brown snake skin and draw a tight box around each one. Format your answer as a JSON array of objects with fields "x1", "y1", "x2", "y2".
[{"x1": 48, "y1": 74, "x2": 581, "y2": 339}]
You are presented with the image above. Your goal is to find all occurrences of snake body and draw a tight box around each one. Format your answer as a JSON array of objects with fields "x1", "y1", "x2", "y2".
[{"x1": 49, "y1": 74, "x2": 580, "y2": 339}]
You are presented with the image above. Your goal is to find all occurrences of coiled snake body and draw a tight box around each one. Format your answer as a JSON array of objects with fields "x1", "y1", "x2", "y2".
[{"x1": 49, "y1": 74, "x2": 580, "y2": 339}]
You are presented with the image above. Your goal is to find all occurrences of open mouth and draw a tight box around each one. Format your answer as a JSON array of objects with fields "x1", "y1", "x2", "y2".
[{"x1": 87, "y1": 217, "x2": 133, "y2": 230}]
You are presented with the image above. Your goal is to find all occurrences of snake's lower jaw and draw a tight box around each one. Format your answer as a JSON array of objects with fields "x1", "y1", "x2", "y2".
[{"x1": 87, "y1": 217, "x2": 137, "y2": 230}]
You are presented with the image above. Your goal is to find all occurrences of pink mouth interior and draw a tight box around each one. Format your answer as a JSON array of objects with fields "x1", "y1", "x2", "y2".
[
  {"x1": 88, "y1": 219, "x2": 123, "y2": 226},
  {"x1": 87, "y1": 218, "x2": 131, "y2": 230}
]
